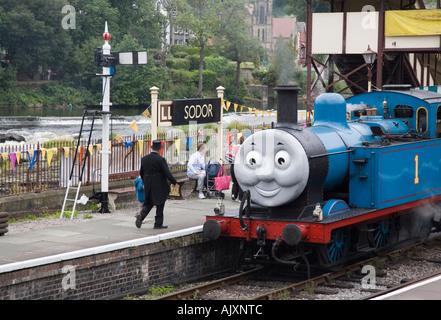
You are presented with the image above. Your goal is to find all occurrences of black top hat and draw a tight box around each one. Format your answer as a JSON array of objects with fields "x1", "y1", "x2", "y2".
[{"x1": 151, "y1": 140, "x2": 163, "y2": 150}]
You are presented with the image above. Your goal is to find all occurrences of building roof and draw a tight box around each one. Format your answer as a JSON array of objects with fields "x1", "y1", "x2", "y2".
[{"x1": 273, "y1": 17, "x2": 296, "y2": 38}]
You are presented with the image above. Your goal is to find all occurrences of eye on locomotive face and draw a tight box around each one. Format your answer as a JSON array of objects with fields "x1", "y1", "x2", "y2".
[{"x1": 234, "y1": 129, "x2": 309, "y2": 207}]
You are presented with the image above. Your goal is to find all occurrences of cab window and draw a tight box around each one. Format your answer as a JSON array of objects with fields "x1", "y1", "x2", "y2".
[{"x1": 416, "y1": 107, "x2": 428, "y2": 133}]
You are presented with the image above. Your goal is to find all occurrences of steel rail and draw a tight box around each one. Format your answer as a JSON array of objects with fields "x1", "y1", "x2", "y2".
[
  {"x1": 250, "y1": 240, "x2": 432, "y2": 300},
  {"x1": 156, "y1": 267, "x2": 263, "y2": 300}
]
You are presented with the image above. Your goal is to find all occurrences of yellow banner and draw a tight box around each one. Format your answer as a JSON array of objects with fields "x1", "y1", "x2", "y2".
[{"x1": 385, "y1": 9, "x2": 441, "y2": 36}]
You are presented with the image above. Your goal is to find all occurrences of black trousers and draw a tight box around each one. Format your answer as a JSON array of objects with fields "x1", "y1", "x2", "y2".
[
  {"x1": 140, "y1": 202, "x2": 165, "y2": 227},
  {"x1": 230, "y1": 164, "x2": 243, "y2": 200}
]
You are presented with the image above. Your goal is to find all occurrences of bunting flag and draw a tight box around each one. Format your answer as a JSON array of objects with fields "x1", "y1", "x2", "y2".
[
  {"x1": 114, "y1": 133, "x2": 123, "y2": 141},
  {"x1": 129, "y1": 121, "x2": 139, "y2": 132},
  {"x1": 254, "y1": 109, "x2": 259, "y2": 118},
  {"x1": 88, "y1": 145, "x2": 93, "y2": 157},
  {"x1": 187, "y1": 137, "x2": 192, "y2": 151},
  {"x1": 246, "y1": 131, "x2": 252, "y2": 138},
  {"x1": 9, "y1": 153, "x2": 16, "y2": 173},
  {"x1": 28, "y1": 149, "x2": 38, "y2": 171},
  {"x1": 78, "y1": 146, "x2": 84, "y2": 164},
  {"x1": 175, "y1": 138, "x2": 180, "y2": 154},
  {"x1": 206, "y1": 135, "x2": 211, "y2": 143},
  {"x1": 227, "y1": 134, "x2": 232, "y2": 146},
  {"x1": 138, "y1": 139, "x2": 144, "y2": 156},
  {"x1": 40, "y1": 148, "x2": 47, "y2": 160},
  {"x1": 261, "y1": 110, "x2": 266, "y2": 118},
  {"x1": 15, "y1": 151, "x2": 21, "y2": 164},
  {"x1": 248, "y1": 108, "x2": 253, "y2": 116},
  {"x1": 1, "y1": 153, "x2": 8, "y2": 161},
  {"x1": 142, "y1": 108, "x2": 150, "y2": 118},
  {"x1": 124, "y1": 141, "x2": 132, "y2": 148},
  {"x1": 47, "y1": 148, "x2": 55, "y2": 167},
  {"x1": 221, "y1": 99, "x2": 248, "y2": 114},
  {"x1": 63, "y1": 147, "x2": 70, "y2": 159},
  {"x1": 160, "y1": 141, "x2": 165, "y2": 156}
]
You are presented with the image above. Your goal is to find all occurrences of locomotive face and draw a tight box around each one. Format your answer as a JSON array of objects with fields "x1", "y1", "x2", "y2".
[{"x1": 234, "y1": 129, "x2": 309, "y2": 207}]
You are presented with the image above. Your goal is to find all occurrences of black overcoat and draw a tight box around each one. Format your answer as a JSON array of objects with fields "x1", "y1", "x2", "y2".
[{"x1": 140, "y1": 152, "x2": 177, "y2": 205}]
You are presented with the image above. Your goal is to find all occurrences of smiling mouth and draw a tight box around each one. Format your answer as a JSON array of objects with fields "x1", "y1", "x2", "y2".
[{"x1": 255, "y1": 186, "x2": 281, "y2": 197}]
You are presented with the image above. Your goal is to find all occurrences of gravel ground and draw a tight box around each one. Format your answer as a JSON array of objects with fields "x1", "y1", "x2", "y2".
[
  {"x1": 128, "y1": 238, "x2": 441, "y2": 300},
  {"x1": 294, "y1": 239, "x2": 441, "y2": 300},
  {"x1": 6, "y1": 202, "x2": 140, "y2": 235}
]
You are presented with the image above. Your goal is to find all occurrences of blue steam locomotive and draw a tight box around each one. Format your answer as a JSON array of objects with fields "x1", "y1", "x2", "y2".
[{"x1": 203, "y1": 85, "x2": 441, "y2": 272}]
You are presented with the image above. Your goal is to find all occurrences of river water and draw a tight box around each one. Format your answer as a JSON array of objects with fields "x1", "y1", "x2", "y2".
[
  {"x1": 0, "y1": 114, "x2": 151, "y2": 145},
  {"x1": 0, "y1": 110, "x2": 287, "y2": 146}
]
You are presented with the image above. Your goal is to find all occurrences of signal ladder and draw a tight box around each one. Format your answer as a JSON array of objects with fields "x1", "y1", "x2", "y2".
[{"x1": 60, "y1": 110, "x2": 100, "y2": 219}]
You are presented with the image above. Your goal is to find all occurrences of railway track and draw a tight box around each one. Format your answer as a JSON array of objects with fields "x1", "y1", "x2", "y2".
[
  {"x1": 153, "y1": 236, "x2": 441, "y2": 300},
  {"x1": 156, "y1": 267, "x2": 265, "y2": 300}
]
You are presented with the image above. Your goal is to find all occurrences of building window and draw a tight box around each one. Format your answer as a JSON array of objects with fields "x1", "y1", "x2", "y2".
[{"x1": 259, "y1": 6, "x2": 265, "y2": 24}]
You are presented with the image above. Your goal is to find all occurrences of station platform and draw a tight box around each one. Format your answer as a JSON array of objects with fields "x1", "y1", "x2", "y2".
[
  {"x1": 371, "y1": 274, "x2": 441, "y2": 300},
  {"x1": 0, "y1": 189, "x2": 240, "y2": 270}
]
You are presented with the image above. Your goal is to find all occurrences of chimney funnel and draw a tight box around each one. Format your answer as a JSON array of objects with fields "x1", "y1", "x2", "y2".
[{"x1": 274, "y1": 85, "x2": 301, "y2": 129}]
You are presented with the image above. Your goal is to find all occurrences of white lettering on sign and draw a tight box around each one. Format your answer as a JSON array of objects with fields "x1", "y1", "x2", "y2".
[
  {"x1": 161, "y1": 105, "x2": 172, "y2": 121},
  {"x1": 184, "y1": 104, "x2": 214, "y2": 120}
]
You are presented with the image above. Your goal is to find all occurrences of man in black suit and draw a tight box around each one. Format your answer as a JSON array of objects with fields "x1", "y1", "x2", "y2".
[{"x1": 136, "y1": 140, "x2": 177, "y2": 229}]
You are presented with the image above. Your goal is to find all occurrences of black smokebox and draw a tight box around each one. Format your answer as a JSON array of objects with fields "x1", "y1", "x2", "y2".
[{"x1": 274, "y1": 85, "x2": 301, "y2": 129}]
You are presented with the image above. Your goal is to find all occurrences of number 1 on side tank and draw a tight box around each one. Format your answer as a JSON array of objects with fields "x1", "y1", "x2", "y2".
[{"x1": 414, "y1": 154, "x2": 419, "y2": 185}]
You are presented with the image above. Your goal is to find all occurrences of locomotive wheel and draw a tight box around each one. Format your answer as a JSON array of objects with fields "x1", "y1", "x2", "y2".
[
  {"x1": 319, "y1": 228, "x2": 349, "y2": 265},
  {"x1": 371, "y1": 219, "x2": 393, "y2": 248}
]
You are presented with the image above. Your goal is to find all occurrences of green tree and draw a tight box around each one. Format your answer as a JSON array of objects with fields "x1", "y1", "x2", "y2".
[
  {"x1": 0, "y1": 0, "x2": 73, "y2": 79},
  {"x1": 215, "y1": 0, "x2": 265, "y2": 87},
  {"x1": 273, "y1": 0, "x2": 329, "y2": 20},
  {"x1": 175, "y1": 0, "x2": 221, "y2": 97}
]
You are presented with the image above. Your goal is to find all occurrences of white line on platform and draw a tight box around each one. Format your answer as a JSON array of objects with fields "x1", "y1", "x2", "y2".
[
  {"x1": 370, "y1": 274, "x2": 441, "y2": 300},
  {"x1": 0, "y1": 225, "x2": 203, "y2": 274}
]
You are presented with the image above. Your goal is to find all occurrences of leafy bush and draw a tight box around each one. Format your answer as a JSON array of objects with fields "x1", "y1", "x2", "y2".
[
  {"x1": 173, "y1": 51, "x2": 188, "y2": 58},
  {"x1": 171, "y1": 69, "x2": 193, "y2": 84},
  {"x1": 223, "y1": 75, "x2": 248, "y2": 104},
  {"x1": 186, "y1": 54, "x2": 201, "y2": 70},
  {"x1": 166, "y1": 58, "x2": 190, "y2": 70},
  {"x1": 204, "y1": 56, "x2": 229, "y2": 76},
  {"x1": 201, "y1": 70, "x2": 217, "y2": 91}
]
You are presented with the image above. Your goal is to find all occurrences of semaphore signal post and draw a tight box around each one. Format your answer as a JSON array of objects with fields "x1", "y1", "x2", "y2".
[{"x1": 91, "y1": 22, "x2": 147, "y2": 213}]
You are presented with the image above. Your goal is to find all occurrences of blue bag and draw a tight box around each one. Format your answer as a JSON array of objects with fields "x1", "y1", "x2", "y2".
[{"x1": 133, "y1": 177, "x2": 145, "y2": 203}]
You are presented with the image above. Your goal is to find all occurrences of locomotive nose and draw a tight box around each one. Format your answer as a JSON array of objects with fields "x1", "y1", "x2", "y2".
[{"x1": 255, "y1": 162, "x2": 274, "y2": 181}]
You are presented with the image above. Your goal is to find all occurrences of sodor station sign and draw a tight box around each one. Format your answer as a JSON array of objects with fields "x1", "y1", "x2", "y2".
[
  {"x1": 172, "y1": 98, "x2": 221, "y2": 126},
  {"x1": 150, "y1": 86, "x2": 225, "y2": 163}
]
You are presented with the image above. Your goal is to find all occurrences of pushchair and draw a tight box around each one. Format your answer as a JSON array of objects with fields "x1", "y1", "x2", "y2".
[
  {"x1": 204, "y1": 160, "x2": 224, "y2": 199},
  {"x1": 205, "y1": 160, "x2": 226, "y2": 215}
]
